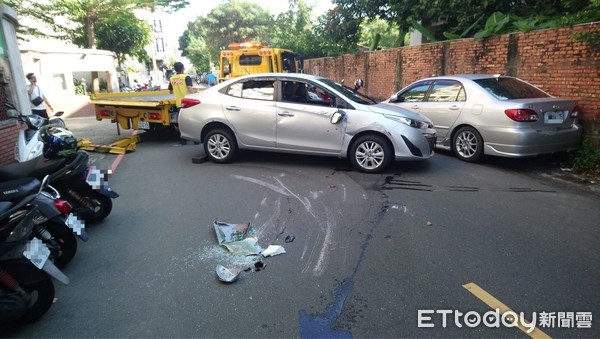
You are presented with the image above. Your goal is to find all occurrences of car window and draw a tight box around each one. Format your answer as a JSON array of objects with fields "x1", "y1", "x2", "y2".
[
  {"x1": 428, "y1": 80, "x2": 465, "y2": 102},
  {"x1": 398, "y1": 82, "x2": 432, "y2": 102},
  {"x1": 226, "y1": 80, "x2": 275, "y2": 101},
  {"x1": 307, "y1": 85, "x2": 336, "y2": 107},
  {"x1": 474, "y1": 77, "x2": 550, "y2": 100},
  {"x1": 317, "y1": 78, "x2": 376, "y2": 105},
  {"x1": 281, "y1": 80, "x2": 336, "y2": 107}
]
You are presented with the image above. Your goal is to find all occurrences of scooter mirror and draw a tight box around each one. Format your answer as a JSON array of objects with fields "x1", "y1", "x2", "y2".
[{"x1": 5, "y1": 109, "x2": 19, "y2": 118}]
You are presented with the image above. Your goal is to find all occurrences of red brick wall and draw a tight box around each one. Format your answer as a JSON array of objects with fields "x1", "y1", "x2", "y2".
[
  {"x1": 0, "y1": 120, "x2": 20, "y2": 166},
  {"x1": 305, "y1": 22, "x2": 600, "y2": 145}
]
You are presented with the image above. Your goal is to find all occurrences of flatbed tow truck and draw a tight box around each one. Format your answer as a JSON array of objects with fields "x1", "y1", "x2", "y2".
[
  {"x1": 82, "y1": 90, "x2": 180, "y2": 153},
  {"x1": 87, "y1": 41, "x2": 303, "y2": 154}
]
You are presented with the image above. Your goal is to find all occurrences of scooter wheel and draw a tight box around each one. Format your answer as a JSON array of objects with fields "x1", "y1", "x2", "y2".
[
  {"x1": 36, "y1": 221, "x2": 77, "y2": 269},
  {"x1": 0, "y1": 260, "x2": 55, "y2": 327},
  {"x1": 81, "y1": 190, "x2": 113, "y2": 224}
]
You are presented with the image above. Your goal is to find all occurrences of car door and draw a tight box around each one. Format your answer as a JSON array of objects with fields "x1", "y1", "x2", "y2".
[
  {"x1": 392, "y1": 80, "x2": 433, "y2": 113},
  {"x1": 417, "y1": 80, "x2": 466, "y2": 138},
  {"x1": 221, "y1": 78, "x2": 277, "y2": 148},
  {"x1": 275, "y1": 79, "x2": 346, "y2": 154}
]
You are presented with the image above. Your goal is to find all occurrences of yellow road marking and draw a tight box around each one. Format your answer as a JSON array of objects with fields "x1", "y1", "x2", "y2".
[{"x1": 463, "y1": 282, "x2": 551, "y2": 339}]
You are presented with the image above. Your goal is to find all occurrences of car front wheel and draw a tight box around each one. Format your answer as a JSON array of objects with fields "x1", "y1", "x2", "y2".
[
  {"x1": 350, "y1": 135, "x2": 392, "y2": 173},
  {"x1": 453, "y1": 126, "x2": 483, "y2": 162},
  {"x1": 204, "y1": 129, "x2": 238, "y2": 163}
]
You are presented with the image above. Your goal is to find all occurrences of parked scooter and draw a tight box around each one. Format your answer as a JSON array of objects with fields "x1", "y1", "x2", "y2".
[
  {"x1": 0, "y1": 176, "x2": 70, "y2": 327},
  {"x1": 4, "y1": 102, "x2": 66, "y2": 162},
  {"x1": 0, "y1": 126, "x2": 118, "y2": 224},
  {"x1": 0, "y1": 177, "x2": 81, "y2": 269}
]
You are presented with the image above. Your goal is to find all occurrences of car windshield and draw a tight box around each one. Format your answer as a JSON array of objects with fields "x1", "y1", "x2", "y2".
[
  {"x1": 318, "y1": 78, "x2": 377, "y2": 105},
  {"x1": 474, "y1": 77, "x2": 550, "y2": 100}
]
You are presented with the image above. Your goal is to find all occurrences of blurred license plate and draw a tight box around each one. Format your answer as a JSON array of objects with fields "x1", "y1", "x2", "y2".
[
  {"x1": 138, "y1": 121, "x2": 150, "y2": 129},
  {"x1": 544, "y1": 111, "x2": 566, "y2": 124},
  {"x1": 23, "y1": 238, "x2": 50, "y2": 269}
]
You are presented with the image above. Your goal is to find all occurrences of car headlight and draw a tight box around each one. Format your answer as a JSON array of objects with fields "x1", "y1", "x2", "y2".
[{"x1": 384, "y1": 114, "x2": 431, "y2": 129}]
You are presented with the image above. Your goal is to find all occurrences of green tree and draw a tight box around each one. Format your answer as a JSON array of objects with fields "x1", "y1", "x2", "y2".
[
  {"x1": 185, "y1": 36, "x2": 211, "y2": 72},
  {"x1": 331, "y1": 0, "x2": 600, "y2": 43},
  {"x1": 179, "y1": 0, "x2": 275, "y2": 69},
  {"x1": 8, "y1": 0, "x2": 188, "y2": 48},
  {"x1": 73, "y1": 11, "x2": 151, "y2": 64},
  {"x1": 359, "y1": 18, "x2": 401, "y2": 50},
  {"x1": 271, "y1": 0, "x2": 313, "y2": 53},
  {"x1": 307, "y1": 5, "x2": 362, "y2": 57}
]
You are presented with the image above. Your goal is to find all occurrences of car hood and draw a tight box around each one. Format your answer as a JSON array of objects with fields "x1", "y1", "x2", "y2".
[{"x1": 368, "y1": 103, "x2": 432, "y2": 122}]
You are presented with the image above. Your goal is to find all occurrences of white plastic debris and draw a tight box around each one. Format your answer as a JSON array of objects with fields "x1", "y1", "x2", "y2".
[
  {"x1": 261, "y1": 245, "x2": 286, "y2": 257},
  {"x1": 216, "y1": 265, "x2": 241, "y2": 283}
]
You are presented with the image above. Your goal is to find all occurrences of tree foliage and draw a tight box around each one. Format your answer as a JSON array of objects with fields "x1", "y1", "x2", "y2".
[
  {"x1": 6, "y1": 0, "x2": 188, "y2": 48},
  {"x1": 332, "y1": 0, "x2": 600, "y2": 44},
  {"x1": 73, "y1": 11, "x2": 152, "y2": 64},
  {"x1": 271, "y1": 0, "x2": 314, "y2": 54},
  {"x1": 178, "y1": 0, "x2": 275, "y2": 68}
]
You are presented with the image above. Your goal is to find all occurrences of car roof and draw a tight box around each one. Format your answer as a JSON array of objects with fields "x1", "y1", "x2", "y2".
[
  {"x1": 417, "y1": 74, "x2": 516, "y2": 81},
  {"x1": 228, "y1": 73, "x2": 326, "y2": 81}
]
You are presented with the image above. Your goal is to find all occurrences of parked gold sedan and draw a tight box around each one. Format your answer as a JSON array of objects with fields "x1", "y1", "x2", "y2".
[{"x1": 384, "y1": 74, "x2": 583, "y2": 162}]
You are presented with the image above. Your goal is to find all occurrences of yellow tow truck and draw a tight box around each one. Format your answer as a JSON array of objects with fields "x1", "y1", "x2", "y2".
[
  {"x1": 219, "y1": 41, "x2": 303, "y2": 82},
  {"x1": 91, "y1": 90, "x2": 178, "y2": 132},
  {"x1": 89, "y1": 41, "x2": 303, "y2": 153},
  {"x1": 84, "y1": 90, "x2": 180, "y2": 153}
]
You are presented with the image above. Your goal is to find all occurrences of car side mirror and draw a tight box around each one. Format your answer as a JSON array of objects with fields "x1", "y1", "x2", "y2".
[
  {"x1": 5, "y1": 109, "x2": 18, "y2": 118},
  {"x1": 390, "y1": 94, "x2": 405, "y2": 103},
  {"x1": 331, "y1": 110, "x2": 345, "y2": 124},
  {"x1": 5, "y1": 102, "x2": 19, "y2": 118}
]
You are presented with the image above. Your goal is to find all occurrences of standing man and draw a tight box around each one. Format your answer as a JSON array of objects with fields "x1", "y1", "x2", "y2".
[
  {"x1": 168, "y1": 61, "x2": 195, "y2": 144},
  {"x1": 207, "y1": 71, "x2": 217, "y2": 86},
  {"x1": 26, "y1": 73, "x2": 53, "y2": 118}
]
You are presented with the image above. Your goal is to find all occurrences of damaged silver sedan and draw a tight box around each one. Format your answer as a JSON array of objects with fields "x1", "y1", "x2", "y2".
[{"x1": 179, "y1": 73, "x2": 436, "y2": 173}]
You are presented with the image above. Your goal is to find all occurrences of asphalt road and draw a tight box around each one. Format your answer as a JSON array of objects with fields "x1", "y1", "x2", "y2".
[{"x1": 4, "y1": 114, "x2": 599, "y2": 338}]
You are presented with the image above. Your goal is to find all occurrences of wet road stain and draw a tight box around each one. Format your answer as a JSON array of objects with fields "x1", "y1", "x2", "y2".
[{"x1": 299, "y1": 280, "x2": 354, "y2": 338}]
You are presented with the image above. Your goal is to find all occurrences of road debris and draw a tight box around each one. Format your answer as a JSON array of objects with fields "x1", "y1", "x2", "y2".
[
  {"x1": 213, "y1": 219, "x2": 262, "y2": 255},
  {"x1": 261, "y1": 245, "x2": 286, "y2": 257},
  {"x1": 216, "y1": 265, "x2": 241, "y2": 283}
]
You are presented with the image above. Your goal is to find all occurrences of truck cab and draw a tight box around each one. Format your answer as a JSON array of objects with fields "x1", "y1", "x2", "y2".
[{"x1": 219, "y1": 42, "x2": 303, "y2": 82}]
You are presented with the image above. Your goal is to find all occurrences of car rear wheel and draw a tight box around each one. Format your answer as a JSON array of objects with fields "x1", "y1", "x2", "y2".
[
  {"x1": 453, "y1": 126, "x2": 483, "y2": 162},
  {"x1": 204, "y1": 129, "x2": 238, "y2": 163},
  {"x1": 350, "y1": 135, "x2": 392, "y2": 173}
]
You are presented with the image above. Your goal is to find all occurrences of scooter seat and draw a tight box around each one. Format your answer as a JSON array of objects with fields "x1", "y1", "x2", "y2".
[
  {"x1": 0, "y1": 177, "x2": 41, "y2": 202},
  {"x1": 0, "y1": 201, "x2": 13, "y2": 215},
  {"x1": 0, "y1": 156, "x2": 67, "y2": 181}
]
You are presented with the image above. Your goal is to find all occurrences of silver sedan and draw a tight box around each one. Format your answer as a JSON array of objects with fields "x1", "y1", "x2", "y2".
[
  {"x1": 384, "y1": 74, "x2": 583, "y2": 162},
  {"x1": 178, "y1": 73, "x2": 436, "y2": 173}
]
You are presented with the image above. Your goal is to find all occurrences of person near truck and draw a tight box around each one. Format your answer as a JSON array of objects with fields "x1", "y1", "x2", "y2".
[
  {"x1": 207, "y1": 71, "x2": 217, "y2": 86},
  {"x1": 26, "y1": 73, "x2": 53, "y2": 118},
  {"x1": 168, "y1": 62, "x2": 196, "y2": 144},
  {"x1": 168, "y1": 62, "x2": 195, "y2": 110}
]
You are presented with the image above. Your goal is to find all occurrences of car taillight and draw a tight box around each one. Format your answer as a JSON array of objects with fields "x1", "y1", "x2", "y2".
[
  {"x1": 181, "y1": 98, "x2": 201, "y2": 108},
  {"x1": 571, "y1": 105, "x2": 580, "y2": 118},
  {"x1": 99, "y1": 110, "x2": 112, "y2": 117},
  {"x1": 505, "y1": 109, "x2": 539, "y2": 122},
  {"x1": 54, "y1": 199, "x2": 73, "y2": 215},
  {"x1": 148, "y1": 113, "x2": 161, "y2": 120}
]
